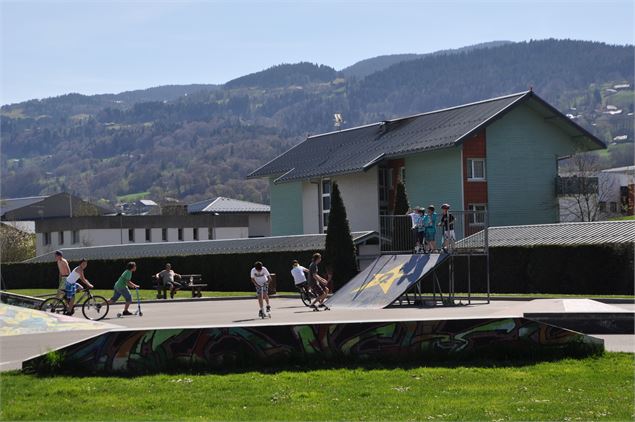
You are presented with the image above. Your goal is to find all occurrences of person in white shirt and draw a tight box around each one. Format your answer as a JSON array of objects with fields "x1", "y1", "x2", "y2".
[
  {"x1": 291, "y1": 260, "x2": 310, "y2": 293},
  {"x1": 250, "y1": 261, "x2": 272, "y2": 317},
  {"x1": 65, "y1": 258, "x2": 94, "y2": 315}
]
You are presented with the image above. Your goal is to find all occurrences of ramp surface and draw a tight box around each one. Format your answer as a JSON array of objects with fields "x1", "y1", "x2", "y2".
[{"x1": 327, "y1": 254, "x2": 448, "y2": 309}]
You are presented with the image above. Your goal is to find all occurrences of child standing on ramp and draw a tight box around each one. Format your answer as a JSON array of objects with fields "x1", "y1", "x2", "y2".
[{"x1": 250, "y1": 261, "x2": 272, "y2": 318}]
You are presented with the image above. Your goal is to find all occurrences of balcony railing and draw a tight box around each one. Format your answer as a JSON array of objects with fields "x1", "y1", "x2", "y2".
[{"x1": 379, "y1": 210, "x2": 488, "y2": 255}]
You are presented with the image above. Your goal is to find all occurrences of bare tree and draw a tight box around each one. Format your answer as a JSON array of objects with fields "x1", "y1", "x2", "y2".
[
  {"x1": 559, "y1": 152, "x2": 615, "y2": 222},
  {"x1": 0, "y1": 223, "x2": 36, "y2": 263}
]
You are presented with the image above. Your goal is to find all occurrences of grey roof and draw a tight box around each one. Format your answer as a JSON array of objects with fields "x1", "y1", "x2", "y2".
[
  {"x1": 249, "y1": 91, "x2": 605, "y2": 183},
  {"x1": 0, "y1": 196, "x2": 47, "y2": 217},
  {"x1": 458, "y1": 220, "x2": 635, "y2": 248},
  {"x1": 25, "y1": 231, "x2": 376, "y2": 263},
  {"x1": 187, "y1": 197, "x2": 270, "y2": 214}
]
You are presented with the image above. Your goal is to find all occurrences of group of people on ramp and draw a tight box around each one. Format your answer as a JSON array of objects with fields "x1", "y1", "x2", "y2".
[{"x1": 407, "y1": 203, "x2": 455, "y2": 254}]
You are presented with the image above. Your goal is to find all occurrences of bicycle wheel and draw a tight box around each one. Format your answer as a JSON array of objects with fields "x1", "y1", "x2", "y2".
[
  {"x1": 40, "y1": 297, "x2": 67, "y2": 314},
  {"x1": 300, "y1": 290, "x2": 313, "y2": 307},
  {"x1": 82, "y1": 295, "x2": 109, "y2": 321}
]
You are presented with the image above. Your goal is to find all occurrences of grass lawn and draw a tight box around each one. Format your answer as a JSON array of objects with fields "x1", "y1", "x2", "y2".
[
  {"x1": 610, "y1": 215, "x2": 635, "y2": 221},
  {"x1": 5, "y1": 289, "x2": 298, "y2": 301},
  {"x1": 1, "y1": 353, "x2": 633, "y2": 420}
]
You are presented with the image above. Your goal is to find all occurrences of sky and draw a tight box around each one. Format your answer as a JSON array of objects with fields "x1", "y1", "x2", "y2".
[{"x1": 1, "y1": 0, "x2": 634, "y2": 104}]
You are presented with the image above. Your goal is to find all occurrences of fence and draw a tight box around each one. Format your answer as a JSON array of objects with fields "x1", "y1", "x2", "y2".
[{"x1": 379, "y1": 210, "x2": 488, "y2": 255}]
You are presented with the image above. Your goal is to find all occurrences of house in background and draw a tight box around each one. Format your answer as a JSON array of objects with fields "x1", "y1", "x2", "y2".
[
  {"x1": 558, "y1": 165, "x2": 634, "y2": 222},
  {"x1": 116, "y1": 199, "x2": 161, "y2": 216},
  {"x1": 249, "y1": 91, "x2": 605, "y2": 236},
  {"x1": 2, "y1": 193, "x2": 271, "y2": 257}
]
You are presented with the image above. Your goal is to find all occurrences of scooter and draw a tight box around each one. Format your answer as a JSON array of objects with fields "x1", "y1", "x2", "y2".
[{"x1": 117, "y1": 288, "x2": 143, "y2": 317}]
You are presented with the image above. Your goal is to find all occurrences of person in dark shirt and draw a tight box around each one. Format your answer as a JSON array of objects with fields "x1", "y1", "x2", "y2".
[
  {"x1": 308, "y1": 253, "x2": 329, "y2": 311},
  {"x1": 439, "y1": 203, "x2": 455, "y2": 253}
]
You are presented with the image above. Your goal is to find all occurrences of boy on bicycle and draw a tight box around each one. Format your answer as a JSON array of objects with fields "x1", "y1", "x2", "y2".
[
  {"x1": 291, "y1": 260, "x2": 310, "y2": 293},
  {"x1": 64, "y1": 258, "x2": 93, "y2": 315},
  {"x1": 108, "y1": 262, "x2": 140, "y2": 316}
]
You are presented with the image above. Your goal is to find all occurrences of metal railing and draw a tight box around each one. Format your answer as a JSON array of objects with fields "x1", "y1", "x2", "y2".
[{"x1": 379, "y1": 211, "x2": 488, "y2": 255}]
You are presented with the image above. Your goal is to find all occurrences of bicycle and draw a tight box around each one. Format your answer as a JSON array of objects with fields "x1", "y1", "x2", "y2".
[
  {"x1": 297, "y1": 283, "x2": 317, "y2": 307},
  {"x1": 40, "y1": 287, "x2": 110, "y2": 321}
]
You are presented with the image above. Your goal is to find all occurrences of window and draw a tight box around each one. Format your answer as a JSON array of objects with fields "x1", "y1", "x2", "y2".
[
  {"x1": 208, "y1": 227, "x2": 214, "y2": 240},
  {"x1": 145, "y1": 228, "x2": 151, "y2": 242},
  {"x1": 193, "y1": 228, "x2": 199, "y2": 241},
  {"x1": 44, "y1": 232, "x2": 51, "y2": 245},
  {"x1": 128, "y1": 229, "x2": 135, "y2": 242},
  {"x1": 610, "y1": 202, "x2": 618, "y2": 213},
  {"x1": 161, "y1": 228, "x2": 168, "y2": 241},
  {"x1": 178, "y1": 228, "x2": 184, "y2": 241},
  {"x1": 468, "y1": 204, "x2": 487, "y2": 226},
  {"x1": 58, "y1": 231, "x2": 64, "y2": 245},
  {"x1": 400, "y1": 167, "x2": 406, "y2": 184},
  {"x1": 321, "y1": 178, "x2": 331, "y2": 232},
  {"x1": 72, "y1": 230, "x2": 79, "y2": 244},
  {"x1": 378, "y1": 168, "x2": 389, "y2": 202},
  {"x1": 599, "y1": 202, "x2": 607, "y2": 212},
  {"x1": 467, "y1": 159, "x2": 486, "y2": 180}
]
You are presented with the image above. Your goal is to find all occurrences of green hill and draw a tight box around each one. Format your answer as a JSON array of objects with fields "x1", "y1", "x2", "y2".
[{"x1": 1, "y1": 39, "x2": 633, "y2": 205}]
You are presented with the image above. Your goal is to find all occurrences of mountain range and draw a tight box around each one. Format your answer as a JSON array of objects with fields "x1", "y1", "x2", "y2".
[{"x1": 1, "y1": 39, "x2": 633, "y2": 206}]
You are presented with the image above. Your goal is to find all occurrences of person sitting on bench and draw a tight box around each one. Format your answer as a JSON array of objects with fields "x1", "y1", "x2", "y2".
[{"x1": 155, "y1": 263, "x2": 182, "y2": 299}]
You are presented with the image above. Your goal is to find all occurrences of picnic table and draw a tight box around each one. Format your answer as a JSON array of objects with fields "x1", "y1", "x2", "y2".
[{"x1": 153, "y1": 274, "x2": 207, "y2": 299}]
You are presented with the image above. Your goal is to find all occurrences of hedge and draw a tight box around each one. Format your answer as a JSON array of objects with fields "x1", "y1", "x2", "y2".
[
  {"x1": 0, "y1": 250, "x2": 319, "y2": 293},
  {"x1": 421, "y1": 244, "x2": 634, "y2": 295},
  {"x1": 1, "y1": 244, "x2": 632, "y2": 295}
]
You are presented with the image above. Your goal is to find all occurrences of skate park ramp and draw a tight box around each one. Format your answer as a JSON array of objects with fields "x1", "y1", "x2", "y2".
[{"x1": 327, "y1": 254, "x2": 449, "y2": 309}]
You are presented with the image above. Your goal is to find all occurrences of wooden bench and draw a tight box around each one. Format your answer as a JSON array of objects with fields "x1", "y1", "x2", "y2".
[{"x1": 153, "y1": 274, "x2": 207, "y2": 299}]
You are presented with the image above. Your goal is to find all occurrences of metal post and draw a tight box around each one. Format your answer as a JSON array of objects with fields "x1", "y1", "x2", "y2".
[
  {"x1": 484, "y1": 210, "x2": 490, "y2": 304},
  {"x1": 467, "y1": 254, "x2": 471, "y2": 305}
]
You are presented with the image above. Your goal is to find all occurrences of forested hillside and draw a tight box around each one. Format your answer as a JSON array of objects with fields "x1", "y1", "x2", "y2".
[{"x1": 1, "y1": 39, "x2": 633, "y2": 205}]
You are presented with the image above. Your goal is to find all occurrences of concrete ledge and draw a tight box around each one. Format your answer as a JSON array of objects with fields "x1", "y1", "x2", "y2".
[{"x1": 525, "y1": 313, "x2": 635, "y2": 334}]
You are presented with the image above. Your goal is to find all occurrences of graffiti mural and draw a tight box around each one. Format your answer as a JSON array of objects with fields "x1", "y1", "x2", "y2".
[
  {"x1": 0, "y1": 291, "x2": 43, "y2": 310},
  {"x1": 0, "y1": 304, "x2": 112, "y2": 336},
  {"x1": 24, "y1": 317, "x2": 603, "y2": 374}
]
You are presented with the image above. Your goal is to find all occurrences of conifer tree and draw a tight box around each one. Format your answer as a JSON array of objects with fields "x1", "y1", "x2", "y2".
[{"x1": 324, "y1": 182, "x2": 358, "y2": 290}]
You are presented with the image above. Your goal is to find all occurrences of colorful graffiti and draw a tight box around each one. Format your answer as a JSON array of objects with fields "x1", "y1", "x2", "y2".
[
  {"x1": 24, "y1": 317, "x2": 603, "y2": 373},
  {"x1": 0, "y1": 304, "x2": 114, "y2": 336}
]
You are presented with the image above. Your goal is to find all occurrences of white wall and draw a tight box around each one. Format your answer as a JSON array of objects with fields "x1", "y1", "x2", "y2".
[
  {"x1": 248, "y1": 214, "x2": 271, "y2": 237},
  {"x1": 335, "y1": 168, "x2": 380, "y2": 233},
  {"x1": 214, "y1": 227, "x2": 248, "y2": 239},
  {"x1": 302, "y1": 181, "x2": 320, "y2": 234}
]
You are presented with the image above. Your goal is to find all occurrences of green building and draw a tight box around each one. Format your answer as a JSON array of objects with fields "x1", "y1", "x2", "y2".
[{"x1": 249, "y1": 91, "x2": 605, "y2": 236}]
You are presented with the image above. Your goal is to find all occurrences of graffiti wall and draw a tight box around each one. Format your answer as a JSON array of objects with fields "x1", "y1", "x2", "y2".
[
  {"x1": 0, "y1": 291, "x2": 43, "y2": 310},
  {"x1": 24, "y1": 318, "x2": 603, "y2": 374}
]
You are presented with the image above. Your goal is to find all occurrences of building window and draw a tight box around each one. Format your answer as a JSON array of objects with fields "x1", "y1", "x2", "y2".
[
  {"x1": 321, "y1": 178, "x2": 331, "y2": 232},
  {"x1": 467, "y1": 159, "x2": 486, "y2": 180},
  {"x1": 208, "y1": 227, "x2": 214, "y2": 240},
  {"x1": 162, "y1": 228, "x2": 167, "y2": 241},
  {"x1": 72, "y1": 230, "x2": 79, "y2": 244},
  {"x1": 128, "y1": 229, "x2": 135, "y2": 242},
  {"x1": 468, "y1": 204, "x2": 487, "y2": 226},
  {"x1": 400, "y1": 167, "x2": 406, "y2": 184},
  {"x1": 58, "y1": 231, "x2": 64, "y2": 245},
  {"x1": 599, "y1": 202, "x2": 607, "y2": 212},
  {"x1": 178, "y1": 228, "x2": 184, "y2": 241},
  {"x1": 44, "y1": 232, "x2": 51, "y2": 245},
  {"x1": 145, "y1": 228, "x2": 151, "y2": 242},
  {"x1": 193, "y1": 228, "x2": 199, "y2": 241},
  {"x1": 610, "y1": 202, "x2": 618, "y2": 213}
]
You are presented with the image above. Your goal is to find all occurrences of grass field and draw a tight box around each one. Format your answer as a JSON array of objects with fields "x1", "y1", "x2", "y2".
[
  {"x1": 610, "y1": 215, "x2": 635, "y2": 221},
  {"x1": 1, "y1": 353, "x2": 633, "y2": 420}
]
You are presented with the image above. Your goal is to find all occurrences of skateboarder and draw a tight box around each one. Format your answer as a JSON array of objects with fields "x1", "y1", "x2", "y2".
[
  {"x1": 250, "y1": 261, "x2": 272, "y2": 318},
  {"x1": 108, "y1": 262, "x2": 140, "y2": 316},
  {"x1": 308, "y1": 253, "x2": 329, "y2": 311}
]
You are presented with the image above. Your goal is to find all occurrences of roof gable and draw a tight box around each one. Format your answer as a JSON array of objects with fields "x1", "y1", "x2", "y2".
[
  {"x1": 249, "y1": 91, "x2": 605, "y2": 184},
  {"x1": 188, "y1": 197, "x2": 270, "y2": 214}
]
